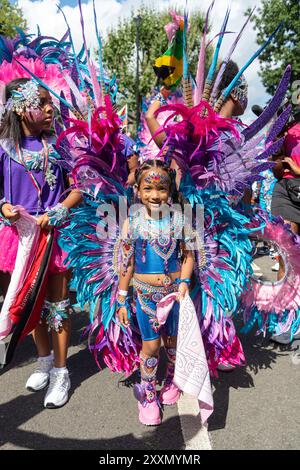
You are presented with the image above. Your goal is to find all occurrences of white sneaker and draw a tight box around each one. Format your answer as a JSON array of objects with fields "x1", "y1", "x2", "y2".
[
  {"x1": 271, "y1": 327, "x2": 300, "y2": 344},
  {"x1": 26, "y1": 355, "x2": 53, "y2": 392},
  {"x1": 44, "y1": 369, "x2": 70, "y2": 409}
]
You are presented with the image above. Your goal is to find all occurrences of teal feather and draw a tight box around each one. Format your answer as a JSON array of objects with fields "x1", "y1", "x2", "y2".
[
  {"x1": 92, "y1": 0, "x2": 105, "y2": 85},
  {"x1": 206, "y1": 7, "x2": 230, "y2": 82},
  {"x1": 57, "y1": 4, "x2": 86, "y2": 91},
  {"x1": 183, "y1": 9, "x2": 189, "y2": 80},
  {"x1": 222, "y1": 21, "x2": 284, "y2": 98}
]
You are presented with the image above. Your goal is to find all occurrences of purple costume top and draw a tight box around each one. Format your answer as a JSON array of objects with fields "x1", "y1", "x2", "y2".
[{"x1": 0, "y1": 136, "x2": 66, "y2": 215}]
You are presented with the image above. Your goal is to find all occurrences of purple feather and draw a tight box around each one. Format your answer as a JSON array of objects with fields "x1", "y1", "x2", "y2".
[
  {"x1": 252, "y1": 161, "x2": 275, "y2": 174},
  {"x1": 59, "y1": 29, "x2": 69, "y2": 44},
  {"x1": 70, "y1": 62, "x2": 80, "y2": 87},
  {"x1": 265, "y1": 105, "x2": 292, "y2": 144},
  {"x1": 211, "y1": 8, "x2": 255, "y2": 101},
  {"x1": 59, "y1": 90, "x2": 70, "y2": 128},
  {"x1": 256, "y1": 136, "x2": 285, "y2": 161},
  {"x1": 70, "y1": 88, "x2": 82, "y2": 114},
  {"x1": 243, "y1": 65, "x2": 291, "y2": 141}
]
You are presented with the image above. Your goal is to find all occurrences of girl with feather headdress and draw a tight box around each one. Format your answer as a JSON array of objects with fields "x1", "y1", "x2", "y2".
[{"x1": 0, "y1": 76, "x2": 82, "y2": 409}]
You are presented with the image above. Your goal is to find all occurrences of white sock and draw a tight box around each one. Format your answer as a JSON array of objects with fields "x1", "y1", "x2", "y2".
[
  {"x1": 52, "y1": 366, "x2": 68, "y2": 373},
  {"x1": 38, "y1": 354, "x2": 53, "y2": 361}
]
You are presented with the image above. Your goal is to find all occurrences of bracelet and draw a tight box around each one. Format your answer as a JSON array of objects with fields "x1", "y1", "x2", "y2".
[
  {"x1": 118, "y1": 289, "x2": 128, "y2": 296},
  {"x1": 47, "y1": 203, "x2": 69, "y2": 227},
  {"x1": 0, "y1": 202, "x2": 7, "y2": 217},
  {"x1": 175, "y1": 278, "x2": 191, "y2": 285},
  {"x1": 117, "y1": 298, "x2": 127, "y2": 308}
]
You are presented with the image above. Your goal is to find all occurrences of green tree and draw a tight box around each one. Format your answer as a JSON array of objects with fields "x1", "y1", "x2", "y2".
[
  {"x1": 103, "y1": 7, "x2": 207, "y2": 124},
  {"x1": 248, "y1": 0, "x2": 300, "y2": 96},
  {"x1": 0, "y1": 0, "x2": 27, "y2": 37}
]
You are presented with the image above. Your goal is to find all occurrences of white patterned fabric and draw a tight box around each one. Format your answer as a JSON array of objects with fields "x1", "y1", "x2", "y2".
[
  {"x1": 0, "y1": 207, "x2": 39, "y2": 339},
  {"x1": 157, "y1": 293, "x2": 213, "y2": 423},
  {"x1": 174, "y1": 295, "x2": 214, "y2": 424}
]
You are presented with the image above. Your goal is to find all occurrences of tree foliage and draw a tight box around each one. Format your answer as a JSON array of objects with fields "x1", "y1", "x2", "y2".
[
  {"x1": 248, "y1": 0, "x2": 300, "y2": 96},
  {"x1": 102, "y1": 7, "x2": 208, "y2": 120},
  {"x1": 0, "y1": 0, "x2": 27, "y2": 37}
]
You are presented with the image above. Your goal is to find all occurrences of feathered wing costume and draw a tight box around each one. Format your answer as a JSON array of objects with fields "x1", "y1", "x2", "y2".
[
  {"x1": 141, "y1": 6, "x2": 293, "y2": 368},
  {"x1": 0, "y1": 0, "x2": 124, "y2": 364},
  {"x1": 55, "y1": 5, "x2": 293, "y2": 375}
]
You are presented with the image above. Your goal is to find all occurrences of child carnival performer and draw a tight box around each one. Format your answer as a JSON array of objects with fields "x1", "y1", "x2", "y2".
[
  {"x1": 0, "y1": 77, "x2": 82, "y2": 408},
  {"x1": 116, "y1": 159, "x2": 195, "y2": 425},
  {"x1": 0, "y1": 3, "x2": 138, "y2": 407},
  {"x1": 137, "y1": 5, "x2": 293, "y2": 372}
]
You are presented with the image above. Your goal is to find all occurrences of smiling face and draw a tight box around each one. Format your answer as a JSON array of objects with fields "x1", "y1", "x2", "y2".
[
  {"x1": 137, "y1": 168, "x2": 171, "y2": 216},
  {"x1": 20, "y1": 87, "x2": 54, "y2": 135}
]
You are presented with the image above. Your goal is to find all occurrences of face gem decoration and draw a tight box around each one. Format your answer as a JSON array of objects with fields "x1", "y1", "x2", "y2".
[{"x1": 144, "y1": 171, "x2": 170, "y2": 186}]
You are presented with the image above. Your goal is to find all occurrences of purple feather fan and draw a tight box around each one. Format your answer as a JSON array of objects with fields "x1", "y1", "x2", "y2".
[
  {"x1": 59, "y1": 90, "x2": 70, "y2": 128},
  {"x1": 256, "y1": 136, "x2": 285, "y2": 161},
  {"x1": 243, "y1": 65, "x2": 291, "y2": 141},
  {"x1": 265, "y1": 105, "x2": 292, "y2": 145}
]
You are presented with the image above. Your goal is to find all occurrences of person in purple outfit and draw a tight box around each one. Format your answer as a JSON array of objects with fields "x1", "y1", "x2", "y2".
[{"x1": 0, "y1": 78, "x2": 82, "y2": 408}]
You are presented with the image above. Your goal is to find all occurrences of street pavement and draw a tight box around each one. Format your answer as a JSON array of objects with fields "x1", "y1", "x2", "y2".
[{"x1": 0, "y1": 252, "x2": 300, "y2": 450}]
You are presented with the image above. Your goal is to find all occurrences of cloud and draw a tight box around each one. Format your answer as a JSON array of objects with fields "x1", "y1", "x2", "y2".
[{"x1": 18, "y1": 0, "x2": 272, "y2": 123}]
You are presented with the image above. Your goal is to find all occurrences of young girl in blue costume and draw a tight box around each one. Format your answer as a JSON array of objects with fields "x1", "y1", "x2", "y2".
[
  {"x1": 116, "y1": 159, "x2": 194, "y2": 426},
  {"x1": 0, "y1": 78, "x2": 82, "y2": 408}
]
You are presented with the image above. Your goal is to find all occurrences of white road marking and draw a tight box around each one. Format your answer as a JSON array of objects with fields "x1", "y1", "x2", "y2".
[{"x1": 177, "y1": 392, "x2": 212, "y2": 450}]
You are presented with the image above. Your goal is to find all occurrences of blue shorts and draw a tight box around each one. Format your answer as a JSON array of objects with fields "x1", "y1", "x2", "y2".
[{"x1": 133, "y1": 279, "x2": 179, "y2": 341}]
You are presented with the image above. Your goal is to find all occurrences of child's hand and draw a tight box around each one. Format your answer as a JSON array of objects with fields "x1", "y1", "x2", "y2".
[
  {"x1": 117, "y1": 307, "x2": 130, "y2": 328},
  {"x1": 282, "y1": 157, "x2": 300, "y2": 176},
  {"x1": 36, "y1": 213, "x2": 52, "y2": 230},
  {"x1": 1, "y1": 203, "x2": 20, "y2": 223},
  {"x1": 178, "y1": 282, "x2": 189, "y2": 301}
]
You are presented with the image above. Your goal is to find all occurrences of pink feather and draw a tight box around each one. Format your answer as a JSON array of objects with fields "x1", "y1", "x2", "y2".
[{"x1": 194, "y1": 1, "x2": 215, "y2": 105}]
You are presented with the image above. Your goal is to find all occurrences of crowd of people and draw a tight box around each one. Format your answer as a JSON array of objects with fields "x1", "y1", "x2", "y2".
[{"x1": 0, "y1": 3, "x2": 299, "y2": 429}]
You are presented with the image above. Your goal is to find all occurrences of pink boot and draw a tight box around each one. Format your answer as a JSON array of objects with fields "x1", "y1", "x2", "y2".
[
  {"x1": 134, "y1": 354, "x2": 161, "y2": 426},
  {"x1": 159, "y1": 381, "x2": 181, "y2": 405},
  {"x1": 159, "y1": 347, "x2": 181, "y2": 405},
  {"x1": 134, "y1": 380, "x2": 161, "y2": 426}
]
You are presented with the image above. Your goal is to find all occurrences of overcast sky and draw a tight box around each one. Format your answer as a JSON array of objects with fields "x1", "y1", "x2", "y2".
[{"x1": 17, "y1": 0, "x2": 270, "y2": 123}]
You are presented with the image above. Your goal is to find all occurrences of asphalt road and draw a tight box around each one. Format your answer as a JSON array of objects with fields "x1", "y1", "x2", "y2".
[{"x1": 1, "y1": 252, "x2": 300, "y2": 450}]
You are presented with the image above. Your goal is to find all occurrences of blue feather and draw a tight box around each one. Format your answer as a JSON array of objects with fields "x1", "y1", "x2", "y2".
[
  {"x1": 206, "y1": 7, "x2": 230, "y2": 82},
  {"x1": 183, "y1": 10, "x2": 189, "y2": 80},
  {"x1": 57, "y1": 4, "x2": 86, "y2": 91},
  {"x1": 222, "y1": 22, "x2": 284, "y2": 98}
]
